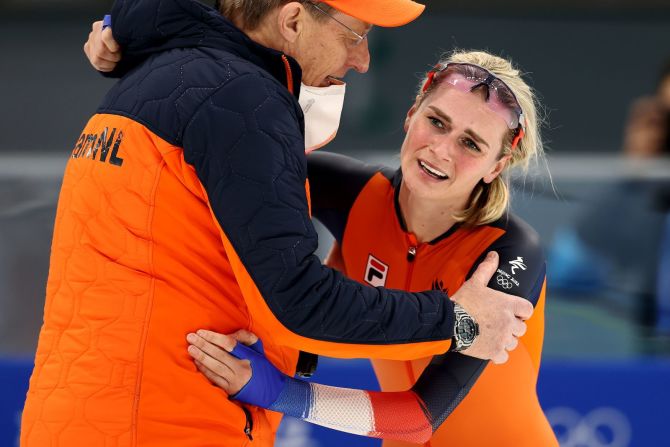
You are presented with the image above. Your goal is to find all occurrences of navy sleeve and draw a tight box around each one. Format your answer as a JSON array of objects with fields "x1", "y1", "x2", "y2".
[
  {"x1": 467, "y1": 214, "x2": 546, "y2": 306},
  {"x1": 412, "y1": 353, "x2": 487, "y2": 432},
  {"x1": 181, "y1": 73, "x2": 456, "y2": 346},
  {"x1": 410, "y1": 214, "x2": 545, "y2": 429},
  {"x1": 105, "y1": 0, "x2": 223, "y2": 78},
  {"x1": 307, "y1": 151, "x2": 386, "y2": 243}
]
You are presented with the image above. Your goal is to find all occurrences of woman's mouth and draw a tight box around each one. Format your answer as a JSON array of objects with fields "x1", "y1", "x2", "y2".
[{"x1": 418, "y1": 160, "x2": 449, "y2": 180}]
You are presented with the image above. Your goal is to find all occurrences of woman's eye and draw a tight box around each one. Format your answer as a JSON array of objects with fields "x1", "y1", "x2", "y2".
[
  {"x1": 429, "y1": 117, "x2": 444, "y2": 129},
  {"x1": 462, "y1": 138, "x2": 481, "y2": 152}
]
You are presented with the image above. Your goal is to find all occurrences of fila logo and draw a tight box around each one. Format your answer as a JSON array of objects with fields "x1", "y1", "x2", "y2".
[
  {"x1": 509, "y1": 257, "x2": 527, "y2": 275},
  {"x1": 365, "y1": 254, "x2": 389, "y2": 287}
]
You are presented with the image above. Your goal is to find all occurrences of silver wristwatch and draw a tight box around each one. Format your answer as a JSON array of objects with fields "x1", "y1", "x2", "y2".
[{"x1": 451, "y1": 303, "x2": 479, "y2": 352}]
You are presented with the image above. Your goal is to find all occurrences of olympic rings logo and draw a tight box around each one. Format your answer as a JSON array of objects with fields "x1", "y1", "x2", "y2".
[
  {"x1": 496, "y1": 274, "x2": 513, "y2": 289},
  {"x1": 546, "y1": 406, "x2": 631, "y2": 447}
]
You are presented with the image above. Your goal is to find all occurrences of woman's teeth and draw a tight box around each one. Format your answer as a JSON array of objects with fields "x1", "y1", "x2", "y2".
[{"x1": 419, "y1": 161, "x2": 448, "y2": 180}]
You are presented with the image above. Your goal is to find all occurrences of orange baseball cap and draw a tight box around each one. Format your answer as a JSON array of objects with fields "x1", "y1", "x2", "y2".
[{"x1": 321, "y1": 0, "x2": 425, "y2": 27}]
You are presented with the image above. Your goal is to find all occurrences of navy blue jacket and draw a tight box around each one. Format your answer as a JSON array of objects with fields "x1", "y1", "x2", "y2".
[{"x1": 100, "y1": 0, "x2": 456, "y2": 349}]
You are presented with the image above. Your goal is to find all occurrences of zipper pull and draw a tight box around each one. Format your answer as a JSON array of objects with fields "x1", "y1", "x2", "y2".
[
  {"x1": 407, "y1": 246, "x2": 417, "y2": 262},
  {"x1": 242, "y1": 406, "x2": 253, "y2": 441}
]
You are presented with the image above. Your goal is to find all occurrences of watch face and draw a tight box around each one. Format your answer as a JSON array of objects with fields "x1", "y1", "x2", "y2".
[{"x1": 456, "y1": 318, "x2": 477, "y2": 344}]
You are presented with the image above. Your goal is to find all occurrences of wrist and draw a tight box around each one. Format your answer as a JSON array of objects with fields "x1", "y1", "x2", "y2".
[
  {"x1": 450, "y1": 303, "x2": 479, "y2": 352},
  {"x1": 228, "y1": 342, "x2": 289, "y2": 409}
]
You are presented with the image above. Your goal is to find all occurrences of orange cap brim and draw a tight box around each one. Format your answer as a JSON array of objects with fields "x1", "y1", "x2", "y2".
[{"x1": 322, "y1": 0, "x2": 425, "y2": 27}]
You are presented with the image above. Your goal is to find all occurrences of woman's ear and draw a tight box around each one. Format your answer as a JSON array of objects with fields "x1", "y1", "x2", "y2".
[
  {"x1": 404, "y1": 102, "x2": 419, "y2": 132},
  {"x1": 483, "y1": 154, "x2": 511, "y2": 184}
]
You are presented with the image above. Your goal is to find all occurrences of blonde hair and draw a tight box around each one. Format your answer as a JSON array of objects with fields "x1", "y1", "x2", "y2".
[{"x1": 415, "y1": 50, "x2": 545, "y2": 226}]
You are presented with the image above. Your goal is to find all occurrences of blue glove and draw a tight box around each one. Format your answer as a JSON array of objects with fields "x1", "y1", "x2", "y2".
[
  {"x1": 229, "y1": 339, "x2": 288, "y2": 409},
  {"x1": 102, "y1": 14, "x2": 112, "y2": 30}
]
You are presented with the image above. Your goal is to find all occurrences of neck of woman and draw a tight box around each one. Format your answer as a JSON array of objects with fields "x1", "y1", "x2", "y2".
[{"x1": 398, "y1": 182, "x2": 467, "y2": 244}]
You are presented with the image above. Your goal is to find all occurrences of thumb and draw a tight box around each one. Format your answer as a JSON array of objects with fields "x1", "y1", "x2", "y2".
[
  {"x1": 230, "y1": 329, "x2": 259, "y2": 346},
  {"x1": 469, "y1": 251, "x2": 499, "y2": 286},
  {"x1": 231, "y1": 330, "x2": 263, "y2": 354},
  {"x1": 102, "y1": 28, "x2": 121, "y2": 53},
  {"x1": 512, "y1": 297, "x2": 534, "y2": 320}
]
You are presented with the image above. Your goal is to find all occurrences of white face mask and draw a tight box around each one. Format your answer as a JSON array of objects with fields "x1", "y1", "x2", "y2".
[{"x1": 298, "y1": 80, "x2": 346, "y2": 153}]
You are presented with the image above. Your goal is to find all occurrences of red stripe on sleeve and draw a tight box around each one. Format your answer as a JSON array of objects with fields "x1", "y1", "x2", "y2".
[{"x1": 368, "y1": 391, "x2": 432, "y2": 444}]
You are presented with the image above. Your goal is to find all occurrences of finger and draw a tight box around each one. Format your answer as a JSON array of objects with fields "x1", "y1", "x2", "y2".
[
  {"x1": 492, "y1": 350, "x2": 509, "y2": 365},
  {"x1": 230, "y1": 330, "x2": 259, "y2": 346},
  {"x1": 92, "y1": 50, "x2": 121, "y2": 64},
  {"x1": 195, "y1": 329, "x2": 237, "y2": 352},
  {"x1": 506, "y1": 337, "x2": 519, "y2": 352},
  {"x1": 187, "y1": 333, "x2": 238, "y2": 368},
  {"x1": 101, "y1": 27, "x2": 121, "y2": 53},
  {"x1": 512, "y1": 318, "x2": 527, "y2": 338},
  {"x1": 194, "y1": 359, "x2": 233, "y2": 392},
  {"x1": 91, "y1": 59, "x2": 118, "y2": 72},
  {"x1": 91, "y1": 20, "x2": 102, "y2": 33},
  {"x1": 89, "y1": 36, "x2": 121, "y2": 64},
  {"x1": 511, "y1": 297, "x2": 533, "y2": 320},
  {"x1": 96, "y1": 48, "x2": 122, "y2": 63},
  {"x1": 469, "y1": 251, "x2": 499, "y2": 286},
  {"x1": 90, "y1": 58, "x2": 116, "y2": 71},
  {"x1": 187, "y1": 342, "x2": 237, "y2": 378}
]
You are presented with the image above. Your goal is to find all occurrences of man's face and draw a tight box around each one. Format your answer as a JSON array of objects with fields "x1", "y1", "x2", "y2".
[{"x1": 294, "y1": 6, "x2": 372, "y2": 87}]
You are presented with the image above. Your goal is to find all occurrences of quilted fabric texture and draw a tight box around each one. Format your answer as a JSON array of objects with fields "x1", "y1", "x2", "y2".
[
  {"x1": 100, "y1": 0, "x2": 457, "y2": 350},
  {"x1": 22, "y1": 0, "x2": 459, "y2": 445}
]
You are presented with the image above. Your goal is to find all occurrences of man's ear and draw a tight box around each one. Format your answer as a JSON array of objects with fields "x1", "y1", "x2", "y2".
[
  {"x1": 483, "y1": 154, "x2": 511, "y2": 184},
  {"x1": 277, "y1": 2, "x2": 307, "y2": 43}
]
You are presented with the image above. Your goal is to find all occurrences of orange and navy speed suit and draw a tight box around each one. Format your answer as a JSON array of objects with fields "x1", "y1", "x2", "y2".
[
  {"x1": 20, "y1": 1, "x2": 462, "y2": 446},
  {"x1": 307, "y1": 151, "x2": 558, "y2": 446}
]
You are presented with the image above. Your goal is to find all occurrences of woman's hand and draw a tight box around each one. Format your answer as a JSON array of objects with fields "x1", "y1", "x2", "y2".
[
  {"x1": 186, "y1": 329, "x2": 288, "y2": 408},
  {"x1": 83, "y1": 19, "x2": 121, "y2": 72},
  {"x1": 186, "y1": 329, "x2": 256, "y2": 395}
]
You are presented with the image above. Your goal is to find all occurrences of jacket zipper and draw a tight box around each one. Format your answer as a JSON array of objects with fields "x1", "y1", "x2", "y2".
[
  {"x1": 281, "y1": 54, "x2": 294, "y2": 95},
  {"x1": 242, "y1": 406, "x2": 254, "y2": 441},
  {"x1": 405, "y1": 233, "x2": 419, "y2": 290},
  {"x1": 404, "y1": 234, "x2": 420, "y2": 395}
]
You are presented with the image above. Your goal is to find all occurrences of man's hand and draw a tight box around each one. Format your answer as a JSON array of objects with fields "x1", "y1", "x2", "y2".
[
  {"x1": 450, "y1": 251, "x2": 533, "y2": 364},
  {"x1": 83, "y1": 20, "x2": 121, "y2": 72}
]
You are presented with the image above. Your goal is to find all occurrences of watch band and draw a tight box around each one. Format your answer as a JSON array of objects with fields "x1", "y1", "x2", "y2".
[{"x1": 451, "y1": 303, "x2": 479, "y2": 352}]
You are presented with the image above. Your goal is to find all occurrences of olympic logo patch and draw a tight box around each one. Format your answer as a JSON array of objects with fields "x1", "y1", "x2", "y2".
[
  {"x1": 496, "y1": 274, "x2": 513, "y2": 289},
  {"x1": 495, "y1": 269, "x2": 519, "y2": 290}
]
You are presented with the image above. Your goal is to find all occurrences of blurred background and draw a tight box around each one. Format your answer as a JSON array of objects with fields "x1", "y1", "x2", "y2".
[{"x1": 1, "y1": 0, "x2": 670, "y2": 446}]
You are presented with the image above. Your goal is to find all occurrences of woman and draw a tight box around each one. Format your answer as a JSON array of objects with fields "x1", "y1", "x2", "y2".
[{"x1": 187, "y1": 49, "x2": 558, "y2": 446}]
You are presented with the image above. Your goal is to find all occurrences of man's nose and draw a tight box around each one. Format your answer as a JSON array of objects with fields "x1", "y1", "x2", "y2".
[{"x1": 349, "y1": 39, "x2": 370, "y2": 74}]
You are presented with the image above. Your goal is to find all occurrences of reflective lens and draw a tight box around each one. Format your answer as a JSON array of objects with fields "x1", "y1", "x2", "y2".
[{"x1": 425, "y1": 63, "x2": 525, "y2": 132}]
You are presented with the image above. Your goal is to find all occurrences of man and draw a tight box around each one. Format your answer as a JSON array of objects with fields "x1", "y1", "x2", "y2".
[{"x1": 22, "y1": 1, "x2": 533, "y2": 446}]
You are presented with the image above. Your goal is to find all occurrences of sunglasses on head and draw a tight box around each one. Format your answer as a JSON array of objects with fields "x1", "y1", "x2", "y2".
[{"x1": 422, "y1": 62, "x2": 526, "y2": 149}]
